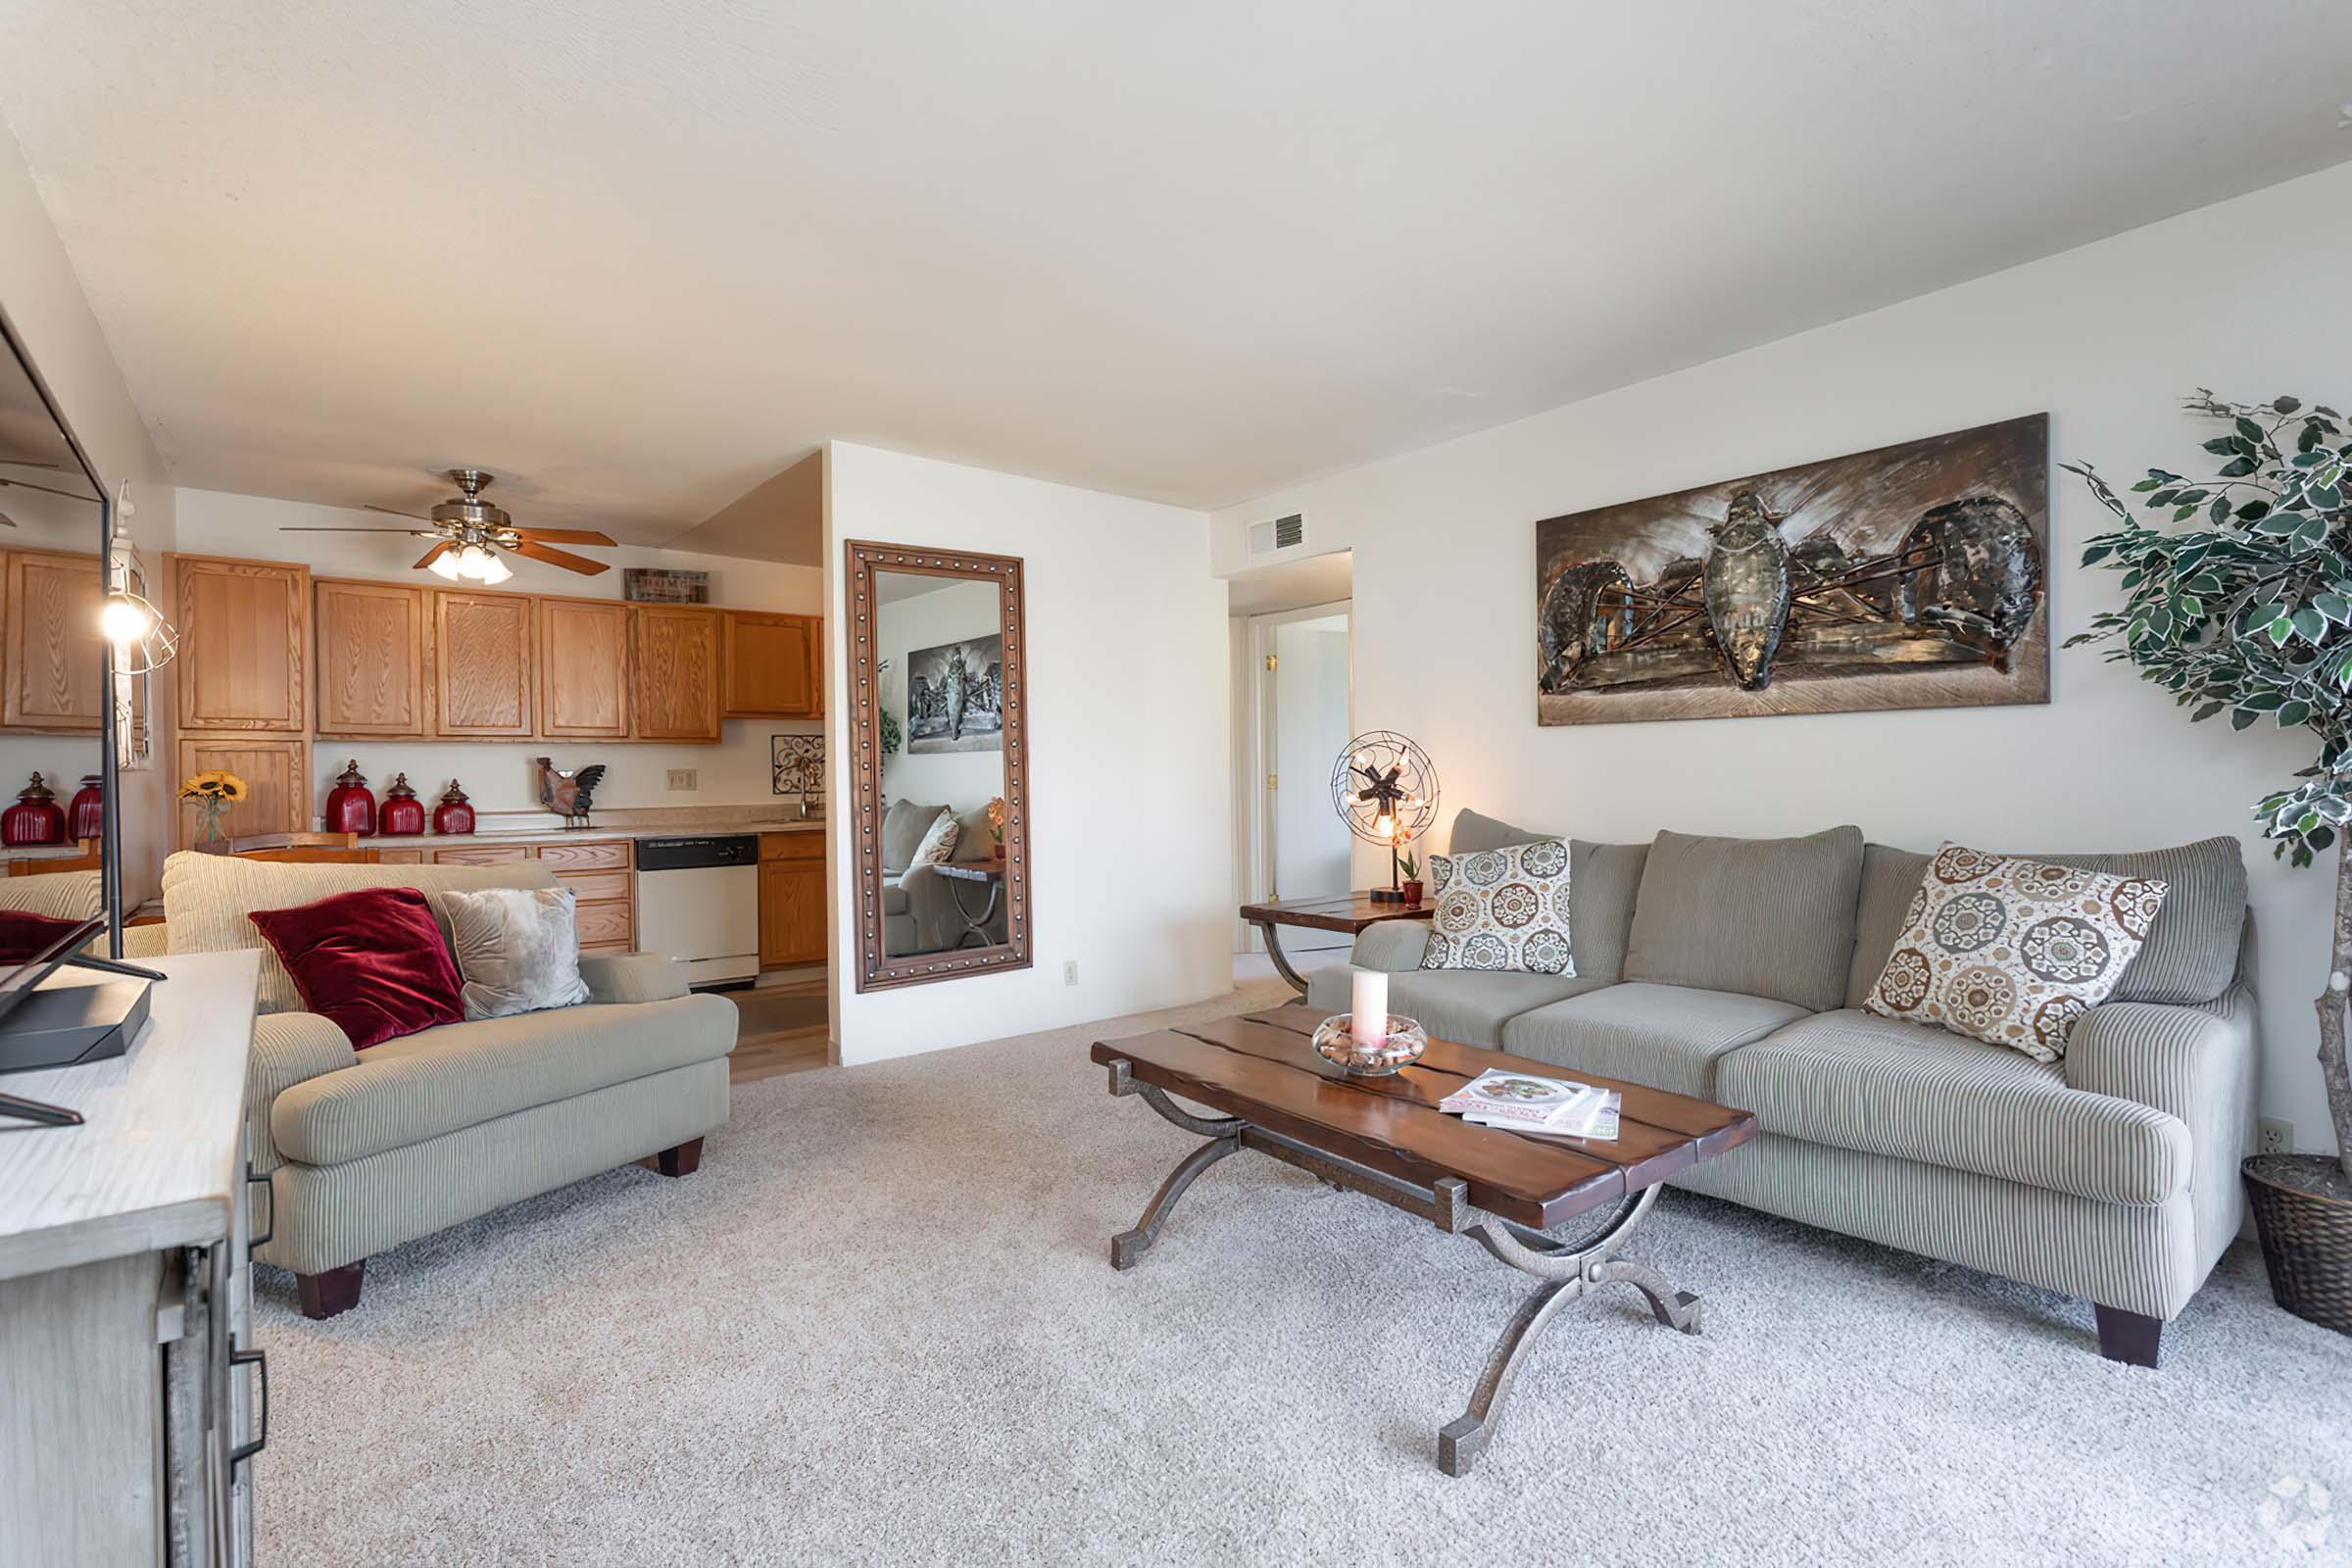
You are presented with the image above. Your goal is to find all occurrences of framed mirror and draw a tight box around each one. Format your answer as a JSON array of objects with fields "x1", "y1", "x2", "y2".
[
  {"x1": 844, "y1": 540, "x2": 1030, "y2": 991},
  {"x1": 0, "y1": 308, "x2": 114, "y2": 942}
]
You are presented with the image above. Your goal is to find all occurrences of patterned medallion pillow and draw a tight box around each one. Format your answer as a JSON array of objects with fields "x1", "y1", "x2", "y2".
[
  {"x1": 1864, "y1": 844, "x2": 2169, "y2": 1060},
  {"x1": 1420, "y1": 838, "x2": 1575, "y2": 975},
  {"x1": 910, "y1": 808, "x2": 960, "y2": 866}
]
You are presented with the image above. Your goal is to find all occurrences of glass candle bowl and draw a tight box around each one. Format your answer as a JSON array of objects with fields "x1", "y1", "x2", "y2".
[{"x1": 1312, "y1": 1013, "x2": 1428, "y2": 1076}]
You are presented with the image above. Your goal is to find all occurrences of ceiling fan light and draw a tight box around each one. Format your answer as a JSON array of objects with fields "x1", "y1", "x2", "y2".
[
  {"x1": 475, "y1": 551, "x2": 514, "y2": 586},
  {"x1": 427, "y1": 550, "x2": 465, "y2": 580}
]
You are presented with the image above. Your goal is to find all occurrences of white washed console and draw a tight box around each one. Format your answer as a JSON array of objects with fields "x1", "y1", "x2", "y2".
[{"x1": 0, "y1": 952, "x2": 265, "y2": 1567}]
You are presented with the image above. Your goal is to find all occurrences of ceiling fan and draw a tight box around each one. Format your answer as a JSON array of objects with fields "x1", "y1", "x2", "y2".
[{"x1": 281, "y1": 468, "x2": 616, "y2": 584}]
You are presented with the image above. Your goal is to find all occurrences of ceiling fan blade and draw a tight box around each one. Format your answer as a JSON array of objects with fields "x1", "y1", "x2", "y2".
[
  {"x1": 366, "y1": 504, "x2": 437, "y2": 522},
  {"x1": 278, "y1": 526, "x2": 438, "y2": 534},
  {"x1": 514, "y1": 528, "x2": 617, "y2": 547},
  {"x1": 414, "y1": 541, "x2": 453, "y2": 572},
  {"x1": 510, "y1": 539, "x2": 610, "y2": 576}
]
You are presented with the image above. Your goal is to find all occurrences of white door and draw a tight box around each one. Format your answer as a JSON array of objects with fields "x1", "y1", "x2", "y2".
[{"x1": 1265, "y1": 611, "x2": 1353, "y2": 951}]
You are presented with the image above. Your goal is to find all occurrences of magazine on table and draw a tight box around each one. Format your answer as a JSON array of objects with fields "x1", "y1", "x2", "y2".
[{"x1": 1438, "y1": 1070, "x2": 1621, "y2": 1141}]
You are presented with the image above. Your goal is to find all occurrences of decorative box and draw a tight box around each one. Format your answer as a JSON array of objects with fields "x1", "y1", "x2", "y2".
[
  {"x1": 378, "y1": 773, "x2": 426, "y2": 836},
  {"x1": 2, "y1": 773, "x2": 67, "y2": 847},
  {"x1": 324, "y1": 760, "x2": 377, "y2": 837},
  {"x1": 432, "y1": 779, "x2": 475, "y2": 836}
]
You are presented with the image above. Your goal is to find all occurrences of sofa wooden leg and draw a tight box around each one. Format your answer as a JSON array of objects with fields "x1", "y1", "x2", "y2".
[
  {"x1": 2094, "y1": 1303, "x2": 2162, "y2": 1368},
  {"x1": 297, "y1": 1261, "x2": 365, "y2": 1320},
  {"x1": 653, "y1": 1137, "x2": 704, "y2": 1178}
]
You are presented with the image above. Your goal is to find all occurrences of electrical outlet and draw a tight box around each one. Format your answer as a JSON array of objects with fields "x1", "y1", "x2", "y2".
[
  {"x1": 665, "y1": 769, "x2": 697, "y2": 792},
  {"x1": 2258, "y1": 1117, "x2": 2294, "y2": 1155},
  {"x1": 1063, "y1": 960, "x2": 1079, "y2": 987}
]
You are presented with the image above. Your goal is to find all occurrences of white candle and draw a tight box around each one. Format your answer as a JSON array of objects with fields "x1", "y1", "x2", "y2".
[{"x1": 1351, "y1": 970, "x2": 1389, "y2": 1047}]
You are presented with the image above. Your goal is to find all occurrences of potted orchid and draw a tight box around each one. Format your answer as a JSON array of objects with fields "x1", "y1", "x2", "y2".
[{"x1": 986, "y1": 796, "x2": 1007, "y2": 865}]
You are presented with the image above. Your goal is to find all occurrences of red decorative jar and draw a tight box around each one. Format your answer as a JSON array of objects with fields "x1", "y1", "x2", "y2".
[
  {"x1": 2, "y1": 773, "x2": 67, "y2": 847},
  {"x1": 68, "y1": 774, "x2": 105, "y2": 842},
  {"x1": 378, "y1": 773, "x2": 426, "y2": 837},
  {"x1": 324, "y1": 760, "x2": 376, "y2": 837},
  {"x1": 432, "y1": 779, "x2": 475, "y2": 836}
]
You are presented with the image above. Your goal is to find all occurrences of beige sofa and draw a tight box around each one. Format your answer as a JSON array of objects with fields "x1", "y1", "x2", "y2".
[
  {"x1": 131, "y1": 852, "x2": 739, "y2": 1318},
  {"x1": 879, "y1": 798, "x2": 1008, "y2": 954},
  {"x1": 1309, "y1": 812, "x2": 2256, "y2": 1367}
]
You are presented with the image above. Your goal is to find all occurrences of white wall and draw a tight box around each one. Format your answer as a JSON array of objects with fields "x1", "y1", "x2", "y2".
[
  {"x1": 173, "y1": 487, "x2": 821, "y2": 816},
  {"x1": 875, "y1": 578, "x2": 1004, "y2": 817},
  {"x1": 0, "y1": 118, "x2": 178, "y2": 903},
  {"x1": 1209, "y1": 160, "x2": 2352, "y2": 1155},
  {"x1": 825, "y1": 442, "x2": 1229, "y2": 1065}
]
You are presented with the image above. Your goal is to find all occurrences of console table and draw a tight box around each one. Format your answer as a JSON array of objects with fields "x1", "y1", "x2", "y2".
[
  {"x1": 0, "y1": 951, "x2": 266, "y2": 1567},
  {"x1": 1239, "y1": 892, "x2": 1433, "y2": 998}
]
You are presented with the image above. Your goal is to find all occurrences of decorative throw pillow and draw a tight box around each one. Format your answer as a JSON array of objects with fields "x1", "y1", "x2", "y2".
[
  {"x1": 1865, "y1": 843, "x2": 2169, "y2": 1060},
  {"x1": 1420, "y1": 838, "x2": 1575, "y2": 975},
  {"x1": 440, "y1": 886, "x2": 593, "y2": 1021},
  {"x1": 248, "y1": 887, "x2": 464, "y2": 1050},
  {"x1": 911, "y1": 809, "x2": 960, "y2": 866}
]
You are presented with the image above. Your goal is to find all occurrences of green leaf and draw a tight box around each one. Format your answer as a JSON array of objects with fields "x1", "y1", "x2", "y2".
[
  {"x1": 2239, "y1": 690, "x2": 2287, "y2": 710},
  {"x1": 2276, "y1": 396, "x2": 2304, "y2": 415},
  {"x1": 2230, "y1": 706, "x2": 2261, "y2": 730},
  {"x1": 2203, "y1": 436, "x2": 2244, "y2": 457},
  {"x1": 2177, "y1": 595, "x2": 2203, "y2": 618},
  {"x1": 2256, "y1": 511, "x2": 2303, "y2": 535},
  {"x1": 2293, "y1": 607, "x2": 2328, "y2": 641},
  {"x1": 2174, "y1": 504, "x2": 2198, "y2": 522},
  {"x1": 2236, "y1": 416, "x2": 2266, "y2": 444},
  {"x1": 2311, "y1": 824, "x2": 2337, "y2": 854},
  {"x1": 2308, "y1": 484, "x2": 2343, "y2": 511},
  {"x1": 2149, "y1": 489, "x2": 2179, "y2": 507},
  {"x1": 2317, "y1": 593, "x2": 2352, "y2": 623},
  {"x1": 2268, "y1": 617, "x2": 2294, "y2": 645},
  {"x1": 2279, "y1": 701, "x2": 2313, "y2": 727},
  {"x1": 2081, "y1": 543, "x2": 2113, "y2": 565},
  {"x1": 2210, "y1": 495, "x2": 2232, "y2": 523},
  {"x1": 2218, "y1": 456, "x2": 2259, "y2": 478},
  {"x1": 2175, "y1": 488, "x2": 2210, "y2": 505},
  {"x1": 2132, "y1": 477, "x2": 2161, "y2": 492},
  {"x1": 2237, "y1": 500, "x2": 2273, "y2": 522},
  {"x1": 2190, "y1": 699, "x2": 2226, "y2": 722},
  {"x1": 2302, "y1": 422, "x2": 2328, "y2": 455}
]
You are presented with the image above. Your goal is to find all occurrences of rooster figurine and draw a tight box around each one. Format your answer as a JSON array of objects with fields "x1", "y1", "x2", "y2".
[{"x1": 532, "y1": 757, "x2": 608, "y2": 829}]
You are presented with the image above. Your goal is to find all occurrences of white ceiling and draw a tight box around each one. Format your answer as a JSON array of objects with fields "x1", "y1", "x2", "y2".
[{"x1": 2, "y1": 2, "x2": 2349, "y2": 547}]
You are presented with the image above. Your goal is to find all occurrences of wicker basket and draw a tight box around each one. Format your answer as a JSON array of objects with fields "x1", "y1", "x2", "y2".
[{"x1": 2243, "y1": 1154, "x2": 2352, "y2": 1336}]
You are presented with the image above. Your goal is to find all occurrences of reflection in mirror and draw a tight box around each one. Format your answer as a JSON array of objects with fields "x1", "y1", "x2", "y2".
[
  {"x1": 846, "y1": 542, "x2": 1029, "y2": 991},
  {"x1": 0, "y1": 318, "x2": 108, "y2": 921}
]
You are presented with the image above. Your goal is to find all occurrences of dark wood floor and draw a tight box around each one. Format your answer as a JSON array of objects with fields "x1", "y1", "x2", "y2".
[{"x1": 730, "y1": 980, "x2": 830, "y2": 1082}]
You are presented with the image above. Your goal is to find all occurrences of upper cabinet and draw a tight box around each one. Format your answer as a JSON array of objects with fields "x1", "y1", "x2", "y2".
[
  {"x1": 435, "y1": 591, "x2": 536, "y2": 737},
  {"x1": 632, "y1": 606, "x2": 721, "y2": 742},
  {"x1": 174, "y1": 556, "x2": 309, "y2": 732},
  {"x1": 316, "y1": 579, "x2": 428, "y2": 737},
  {"x1": 2, "y1": 549, "x2": 105, "y2": 731},
  {"x1": 539, "y1": 596, "x2": 632, "y2": 738},
  {"x1": 722, "y1": 611, "x2": 821, "y2": 718}
]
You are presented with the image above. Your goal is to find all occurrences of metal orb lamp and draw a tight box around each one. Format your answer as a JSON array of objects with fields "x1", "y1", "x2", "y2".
[{"x1": 1329, "y1": 730, "x2": 1439, "y2": 904}]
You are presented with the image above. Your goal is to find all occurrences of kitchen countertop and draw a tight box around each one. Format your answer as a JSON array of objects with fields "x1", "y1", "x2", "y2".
[{"x1": 366, "y1": 819, "x2": 826, "y2": 849}]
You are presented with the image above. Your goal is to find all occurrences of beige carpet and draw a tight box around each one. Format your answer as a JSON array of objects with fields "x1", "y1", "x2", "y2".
[{"x1": 252, "y1": 978, "x2": 2349, "y2": 1565}]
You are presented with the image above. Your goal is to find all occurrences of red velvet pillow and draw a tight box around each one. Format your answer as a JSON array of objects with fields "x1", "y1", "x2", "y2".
[
  {"x1": 0, "y1": 908, "x2": 90, "y2": 963},
  {"x1": 248, "y1": 887, "x2": 463, "y2": 1050}
]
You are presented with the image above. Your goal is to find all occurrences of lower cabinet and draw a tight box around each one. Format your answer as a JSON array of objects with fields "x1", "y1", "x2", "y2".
[
  {"x1": 759, "y1": 833, "x2": 826, "y2": 969},
  {"x1": 176, "y1": 738, "x2": 307, "y2": 849}
]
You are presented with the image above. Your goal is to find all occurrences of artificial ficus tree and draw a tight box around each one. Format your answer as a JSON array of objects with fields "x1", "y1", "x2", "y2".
[{"x1": 2065, "y1": 390, "x2": 2352, "y2": 1180}]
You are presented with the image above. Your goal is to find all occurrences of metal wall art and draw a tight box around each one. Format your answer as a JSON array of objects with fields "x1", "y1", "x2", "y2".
[{"x1": 1536, "y1": 414, "x2": 2049, "y2": 725}]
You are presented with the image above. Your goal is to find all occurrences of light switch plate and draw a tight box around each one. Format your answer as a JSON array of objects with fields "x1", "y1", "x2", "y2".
[
  {"x1": 666, "y1": 768, "x2": 697, "y2": 792},
  {"x1": 1063, "y1": 960, "x2": 1078, "y2": 987}
]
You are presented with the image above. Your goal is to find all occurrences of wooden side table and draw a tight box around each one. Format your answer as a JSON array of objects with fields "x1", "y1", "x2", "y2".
[{"x1": 1238, "y1": 891, "x2": 1434, "y2": 999}]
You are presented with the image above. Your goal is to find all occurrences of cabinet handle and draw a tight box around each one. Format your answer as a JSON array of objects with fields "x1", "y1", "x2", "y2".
[
  {"x1": 229, "y1": 1348, "x2": 269, "y2": 1466},
  {"x1": 247, "y1": 1164, "x2": 274, "y2": 1250}
]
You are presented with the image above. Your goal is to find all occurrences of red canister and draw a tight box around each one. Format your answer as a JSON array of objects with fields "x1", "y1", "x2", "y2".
[
  {"x1": 68, "y1": 774, "x2": 105, "y2": 842},
  {"x1": 2, "y1": 773, "x2": 67, "y2": 847},
  {"x1": 378, "y1": 773, "x2": 426, "y2": 836},
  {"x1": 432, "y1": 779, "x2": 475, "y2": 836},
  {"x1": 324, "y1": 760, "x2": 376, "y2": 837}
]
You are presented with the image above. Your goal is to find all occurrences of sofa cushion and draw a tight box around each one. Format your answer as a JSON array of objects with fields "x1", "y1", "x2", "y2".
[
  {"x1": 880, "y1": 799, "x2": 946, "y2": 874},
  {"x1": 161, "y1": 851, "x2": 559, "y2": 1014},
  {"x1": 1433, "y1": 812, "x2": 1647, "y2": 985},
  {"x1": 1306, "y1": 963, "x2": 1606, "y2": 1049},
  {"x1": 0, "y1": 867, "x2": 101, "y2": 921},
  {"x1": 1421, "y1": 838, "x2": 1574, "y2": 974},
  {"x1": 1718, "y1": 1008, "x2": 2189, "y2": 1205},
  {"x1": 1622, "y1": 826, "x2": 1864, "y2": 1011},
  {"x1": 248, "y1": 887, "x2": 464, "y2": 1051},
  {"x1": 1500, "y1": 982, "x2": 1809, "y2": 1098},
  {"x1": 269, "y1": 993, "x2": 740, "y2": 1167},
  {"x1": 1845, "y1": 837, "x2": 2246, "y2": 1009}
]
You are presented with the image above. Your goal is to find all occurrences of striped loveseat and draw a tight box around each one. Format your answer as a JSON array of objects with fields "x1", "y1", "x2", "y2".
[
  {"x1": 1309, "y1": 813, "x2": 2255, "y2": 1367},
  {"x1": 129, "y1": 852, "x2": 738, "y2": 1318}
]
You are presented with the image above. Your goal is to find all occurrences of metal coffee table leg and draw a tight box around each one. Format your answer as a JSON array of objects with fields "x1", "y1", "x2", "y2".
[
  {"x1": 1438, "y1": 1185, "x2": 1702, "y2": 1477},
  {"x1": 1110, "y1": 1132, "x2": 1241, "y2": 1269}
]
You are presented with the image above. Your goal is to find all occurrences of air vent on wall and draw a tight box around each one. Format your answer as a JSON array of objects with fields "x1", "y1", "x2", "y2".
[{"x1": 1247, "y1": 513, "x2": 1305, "y2": 556}]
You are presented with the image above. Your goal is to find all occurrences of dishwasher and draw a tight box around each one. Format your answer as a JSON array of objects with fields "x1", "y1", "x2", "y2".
[{"x1": 634, "y1": 834, "x2": 761, "y2": 989}]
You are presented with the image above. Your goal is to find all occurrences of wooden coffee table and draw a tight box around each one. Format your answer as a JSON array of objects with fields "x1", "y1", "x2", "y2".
[
  {"x1": 1090, "y1": 1004, "x2": 1756, "y2": 1476},
  {"x1": 1238, "y1": 892, "x2": 1434, "y2": 999}
]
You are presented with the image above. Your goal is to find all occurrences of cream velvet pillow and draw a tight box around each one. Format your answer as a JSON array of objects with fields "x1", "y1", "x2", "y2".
[
  {"x1": 1864, "y1": 843, "x2": 2168, "y2": 1061},
  {"x1": 441, "y1": 886, "x2": 593, "y2": 1021}
]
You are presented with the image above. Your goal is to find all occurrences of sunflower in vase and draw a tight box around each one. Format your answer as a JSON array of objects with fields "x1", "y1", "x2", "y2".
[{"x1": 178, "y1": 770, "x2": 248, "y2": 845}]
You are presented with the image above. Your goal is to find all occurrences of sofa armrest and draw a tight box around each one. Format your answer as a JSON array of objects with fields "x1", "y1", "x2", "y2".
[
  {"x1": 580, "y1": 951, "x2": 690, "y2": 1005},
  {"x1": 2066, "y1": 986, "x2": 2257, "y2": 1269},
  {"x1": 121, "y1": 922, "x2": 170, "y2": 958},
  {"x1": 1350, "y1": 921, "x2": 1430, "y2": 972},
  {"x1": 247, "y1": 1011, "x2": 359, "y2": 1175}
]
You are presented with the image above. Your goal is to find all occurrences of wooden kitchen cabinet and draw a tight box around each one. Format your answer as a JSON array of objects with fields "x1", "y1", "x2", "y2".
[
  {"x1": 174, "y1": 556, "x2": 309, "y2": 732},
  {"x1": 759, "y1": 832, "x2": 826, "y2": 969},
  {"x1": 315, "y1": 578, "x2": 428, "y2": 736},
  {"x1": 537, "y1": 596, "x2": 632, "y2": 738},
  {"x1": 2, "y1": 548, "x2": 105, "y2": 731},
  {"x1": 632, "y1": 606, "x2": 721, "y2": 742},
  {"x1": 433, "y1": 591, "x2": 535, "y2": 737},
  {"x1": 175, "y1": 737, "x2": 306, "y2": 848},
  {"x1": 722, "y1": 611, "x2": 820, "y2": 718}
]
